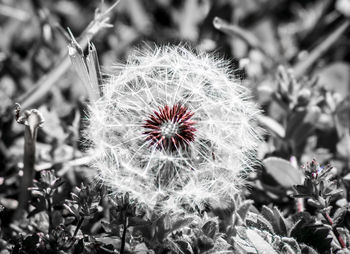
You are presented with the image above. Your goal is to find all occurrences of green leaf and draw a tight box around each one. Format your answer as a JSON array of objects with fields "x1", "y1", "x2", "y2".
[
  {"x1": 306, "y1": 199, "x2": 322, "y2": 209},
  {"x1": 236, "y1": 200, "x2": 254, "y2": 221},
  {"x1": 290, "y1": 217, "x2": 333, "y2": 252},
  {"x1": 333, "y1": 207, "x2": 348, "y2": 227},
  {"x1": 258, "y1": 115, "x2": 285, "y2": 138},
  {"x1": 323, "y1": 188, "x2": 343, "y2": 198},
  {"x1": 281, "y1": 237, "x2": 301, "y2": 253},
  {"x1": 272, "y1": 207, "x2": 288, "y2": 235},
  {"x1": 293, "y1": 178, "x2": 315, "y2": 198},
  {"x1": 343, "y1": 172, "x2": 350, "y2": 181},
  {"x1": 166, "y1": 217, "x2": 194, "y2": 236},
  {"x1": 133, "y1": 243, "x2": 150, "y2": 254},
  {"x1": 63, "y1": 203, "x2": 80, "y2": 218},
  {"x1": 299, "y1": 243, "x2": 319, "y2": 254},
  {"x1": 261, "y1": 206, "x2": 277, "y2": 231},
  {"x1": 261, "y1": 206, "x2": 288, "y2": 236},
  {"x1": 95, "y1": 236, "x2": 121, "y2": 249},
  {"x1": 202, "y1": 221, "x2": 217, "y2": 239},
  {"x1": 263, "y1": 157, "x2": 303, "y2": 188},
  {"x1": 246, "y1": 212, "x2": 274, "y2": 234},
  {"x1": 175, "y1": 240, "x2": 193, "y2": 254},
  {"x1": 198, "y1": 235, "x2": 215, "y2": 252},
  {"x1": 246, "y1": 229, "x2": 278, "y2": 254}
]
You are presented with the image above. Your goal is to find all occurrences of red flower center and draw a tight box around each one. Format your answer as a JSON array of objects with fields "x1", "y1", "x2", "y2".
[{"x1": 143, "y1": 104, "x2": 196, "y2": 151}]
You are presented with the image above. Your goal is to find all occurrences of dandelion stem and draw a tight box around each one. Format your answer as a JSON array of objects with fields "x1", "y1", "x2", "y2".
[
  {"x1": 14, "y1": 104, "x2": 44, "y2": 219},
  {"x1": 17, "y1": 126, "x2": 36, "y2": 215}
]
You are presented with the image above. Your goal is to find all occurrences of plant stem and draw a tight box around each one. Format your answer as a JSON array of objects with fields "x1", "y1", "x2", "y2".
[
  {"x1": 120, "y1": 215, "x2": 128, "y2": 254},
  {"x1": 47, "y1": 197, "x2": 53, "y2": 235},
  {"x1": 73, "y1": 217, "x2": 85, "y2": 238},
  {"x1": 322, "y1": 212, "x2": 346, "y2": 249},
  {"x1": 16, "y1": 126, "x2": 36, "y2": 217},
  {"x1": 66, "y1": 217, "x2": 85, "y2": 249},
  {"x1": 14, "y1": 106, "x2": 44, "y2": 219}
]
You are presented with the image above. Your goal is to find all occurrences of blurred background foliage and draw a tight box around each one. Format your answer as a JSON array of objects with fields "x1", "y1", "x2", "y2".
[{"x1": 0, "y1": 0, "x2": 350, "y2": 253}]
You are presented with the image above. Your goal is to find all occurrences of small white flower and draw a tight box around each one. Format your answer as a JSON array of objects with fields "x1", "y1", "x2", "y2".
[{"x1": 88, "y1": 46, "x2": 262, "y2": 214}]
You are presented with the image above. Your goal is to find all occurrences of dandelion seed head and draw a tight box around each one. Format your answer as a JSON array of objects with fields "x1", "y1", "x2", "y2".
[{"x1": 87, "y1": 46, "x2": 262, "y2": 214}]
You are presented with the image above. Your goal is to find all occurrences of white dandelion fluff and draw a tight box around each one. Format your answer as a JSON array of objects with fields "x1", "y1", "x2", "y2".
[{"x1": 88, "y1": 46, "x2": 262, "y2": 214}]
